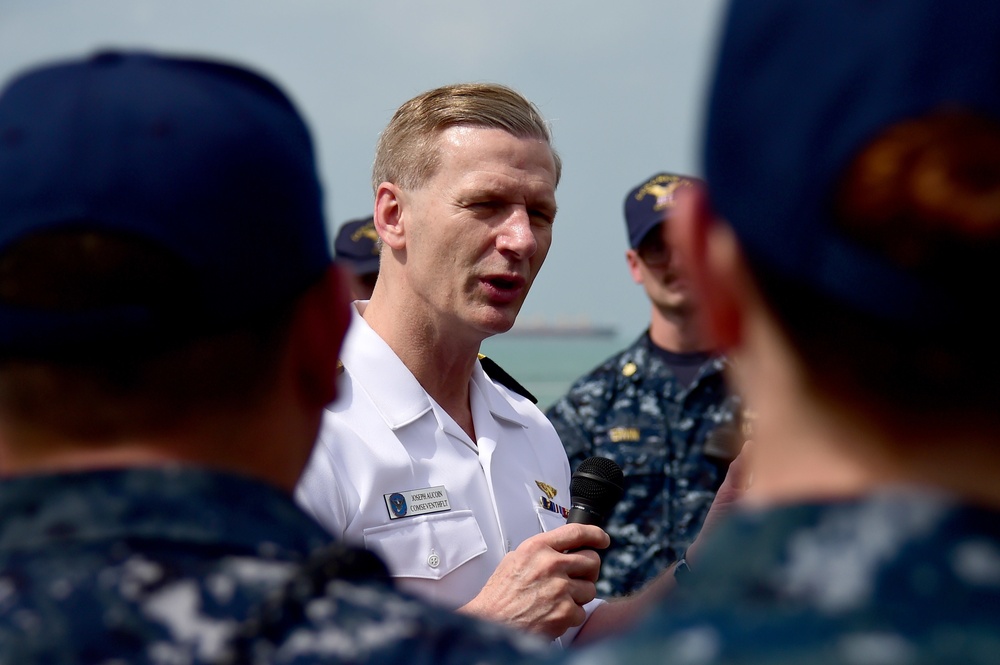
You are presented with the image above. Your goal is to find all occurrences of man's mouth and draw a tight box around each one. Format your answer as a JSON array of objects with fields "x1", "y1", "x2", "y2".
[
  {"x1": 481, "y1": 273, "x2": 527, "y2": 303},
  {"x1": 488, "y1": 276, "x2": 522, "y2": 290}
]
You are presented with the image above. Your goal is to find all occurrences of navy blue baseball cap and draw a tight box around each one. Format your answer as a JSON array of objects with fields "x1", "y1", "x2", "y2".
[
  {"x1": 705, "y1": 0, "x2": 1000, "y2": 325},
  {"x1": 624, "y1": 173, "x2": 699, "y2": 249},
  {"x1": 334, "y1": 216, "x2": 380, "y2": 275},
  {"x1": 0, "y1": 50, "x2": 331, "y2": 353}
]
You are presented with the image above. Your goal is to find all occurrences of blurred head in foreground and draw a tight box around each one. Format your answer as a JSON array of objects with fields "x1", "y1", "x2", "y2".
[
  {"x1": 566, "y1": 2, "x2": 1000, "y2": 663},
  {"x1": 0, "y1": 50, "x2": 349, "y2": 488},
  {"x1": 690, "y1": 0, "x2": 1000, "y2": 463}
]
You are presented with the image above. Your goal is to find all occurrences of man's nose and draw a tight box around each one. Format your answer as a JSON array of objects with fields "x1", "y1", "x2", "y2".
[{"x1": 496, "y1": 208, "x2": 537, "y2": 259}]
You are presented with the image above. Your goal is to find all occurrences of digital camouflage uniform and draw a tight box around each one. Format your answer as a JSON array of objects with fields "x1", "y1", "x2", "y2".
[
  {"x1": 0, "y1": 468, "x2": 550, "y2": 664},
  {"x1": 566, "y1": 491, "x2": 1000, "y2": 664},
  {"x1": 546, "y1": 331, "x2": 742, "y2": 597}
]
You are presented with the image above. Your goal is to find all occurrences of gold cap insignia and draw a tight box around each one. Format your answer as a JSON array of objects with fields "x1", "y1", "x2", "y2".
[
  {"x1": 634, "y1": 174, "x2": 693, "y2": 212},
  {"x1": 351, "y1": 221, "x2": 379, "y2": 243}
]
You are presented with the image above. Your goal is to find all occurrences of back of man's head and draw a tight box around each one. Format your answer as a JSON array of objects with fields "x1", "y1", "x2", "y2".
[
  {"x1": 704, "y1": 0, "x2": 1000, "y2": 424},
  {"x1": 0, "y1": 51, "x2": 334, "y2": 440}
]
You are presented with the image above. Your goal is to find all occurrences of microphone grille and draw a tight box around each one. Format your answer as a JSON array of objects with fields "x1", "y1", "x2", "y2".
[{"x1": 570, "y1": 456, "x2": 624, "y2": 504}]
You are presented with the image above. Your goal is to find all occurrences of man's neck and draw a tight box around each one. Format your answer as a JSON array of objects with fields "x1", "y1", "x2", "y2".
[
  {"x1": 732, "y1": 313, "x2": 1000, "y2": 511},
  {"x1": 743, "y1": 395, "x2": 1000, "y2": 511},
  {"x1": 0, "y1": 387, "x2": 316, "y2": 493},
  {"x1": 360, "y1": 297, "x2": 479, "y2": 440},
  {"x1": 648, "y1": 304, "x2": 711, "y2": 353}
]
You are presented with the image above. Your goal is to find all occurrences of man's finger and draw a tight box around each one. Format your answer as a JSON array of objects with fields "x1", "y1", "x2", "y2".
[{"x1": 538, "y1": 523, "x2": 610, "y2": 552}]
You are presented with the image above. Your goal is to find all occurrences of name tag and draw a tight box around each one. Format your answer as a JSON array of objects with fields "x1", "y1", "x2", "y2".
[{"x1": 384, "y1": 486, "x2": 451, "y2": 520}]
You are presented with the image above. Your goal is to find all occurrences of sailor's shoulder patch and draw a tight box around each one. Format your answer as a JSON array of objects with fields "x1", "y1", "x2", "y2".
[{"x1": 478, "y1": 354, "x2": 537, "y2": 404}]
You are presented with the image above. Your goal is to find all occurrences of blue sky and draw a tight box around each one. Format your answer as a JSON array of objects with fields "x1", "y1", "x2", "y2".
[{"x1": 0, "y1": 0, "x2": 727, "y2": 334}]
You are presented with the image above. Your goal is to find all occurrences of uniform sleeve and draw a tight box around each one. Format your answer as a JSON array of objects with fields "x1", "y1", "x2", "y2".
[{"x1": 294, "y1": 420, "x2": 349, "y2": 539}]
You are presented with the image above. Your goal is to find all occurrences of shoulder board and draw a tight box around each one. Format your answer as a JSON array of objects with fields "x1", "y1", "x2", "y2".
[{"x1": 478, "y1": 354, "x2": 537, "y2": 404}]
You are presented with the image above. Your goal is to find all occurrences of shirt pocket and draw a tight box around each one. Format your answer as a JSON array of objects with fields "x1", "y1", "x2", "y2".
[
  {"x1": 535, "y1": 504, "x2": 569, "y2": 533},
  {"x1": 362, "y1": 509, "x2": 487, "y2": 581}
]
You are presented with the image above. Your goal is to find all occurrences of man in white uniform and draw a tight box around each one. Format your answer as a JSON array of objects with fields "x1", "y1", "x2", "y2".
[{"x1": 296, "y1": 83, "x2": 672, "y2": 646}]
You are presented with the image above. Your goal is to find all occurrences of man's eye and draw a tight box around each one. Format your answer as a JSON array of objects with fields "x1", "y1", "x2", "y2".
[{"x1": 530, "y1": 210, "x2": 555, "y2": 225}]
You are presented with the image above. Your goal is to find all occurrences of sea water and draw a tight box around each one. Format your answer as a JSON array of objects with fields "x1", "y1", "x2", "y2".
[{"x1": 480, "y1": 329, "x2": 639, "y2": 412}]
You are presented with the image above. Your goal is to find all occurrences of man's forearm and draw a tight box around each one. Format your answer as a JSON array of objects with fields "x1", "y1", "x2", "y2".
[{"x1": 570, "y1": 565, "x2": 679, "y2": 647}]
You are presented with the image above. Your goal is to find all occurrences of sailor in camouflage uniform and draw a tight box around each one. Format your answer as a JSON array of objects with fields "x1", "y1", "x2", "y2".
[
  {"x1": 0, "y1": 469, "x2": 548, "y2": 664},
  {"x1": 0, "y1": 51, "x2": 549, "y2": 664},
  {"x1": 562, "y1": 0, "x2": 1000, "y2": 662},
  {"x1": 547, "y1": 173, "x2": 742, "y2": 597},
  {"x1": 572, "y1": 493, "x2": 1000, "y2": 665}
]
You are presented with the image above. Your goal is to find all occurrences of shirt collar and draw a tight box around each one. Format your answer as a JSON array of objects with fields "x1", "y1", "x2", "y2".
[
  {"x1": 471, "y1": 358, "x2": 533, "y2": 429},
  {"x1": 340, "y1": 303, "x2": 533, "y2": 431},
  {"x1": 339, "y1": 303, "x2": 433, "y2": 429}
]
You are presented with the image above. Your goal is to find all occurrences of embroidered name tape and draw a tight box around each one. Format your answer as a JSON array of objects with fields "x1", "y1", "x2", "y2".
[
  {"x1": 609, "y1": 427, "x2": 640, "y2": 442},
  {"x1": 384, "y1": 486, "x2": 451, "y2": 520}
]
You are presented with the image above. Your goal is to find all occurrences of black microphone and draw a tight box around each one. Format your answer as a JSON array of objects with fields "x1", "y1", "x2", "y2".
[{"x1": 566, "y1": 456, "x2": 624, "y2": 528}]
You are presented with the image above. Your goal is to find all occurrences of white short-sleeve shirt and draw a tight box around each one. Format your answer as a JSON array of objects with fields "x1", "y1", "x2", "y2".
[{"x1": 295, "y1": 303, "x2": 600, "y2": 644}]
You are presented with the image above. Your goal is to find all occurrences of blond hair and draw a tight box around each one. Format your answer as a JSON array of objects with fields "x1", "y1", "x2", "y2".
[{"x1": 372, "y1": 82, "x2": 561, "y2": 192}]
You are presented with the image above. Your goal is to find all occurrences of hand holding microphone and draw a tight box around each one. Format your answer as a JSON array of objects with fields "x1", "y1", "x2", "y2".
[{"x1": 459, "y1": 457, "x2": 623, "y2": 639}]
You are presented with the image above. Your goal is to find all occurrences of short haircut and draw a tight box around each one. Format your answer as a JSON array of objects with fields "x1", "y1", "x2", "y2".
[
  {"x1": 754, "y1": 109, "x2": 1000, "y2": 426},
  {"x1": 0, "y1": 229, "x2": 298, "y2": 440},
  {"x1": 372, "y1": 82, "x2": 562, "y2": 193}
]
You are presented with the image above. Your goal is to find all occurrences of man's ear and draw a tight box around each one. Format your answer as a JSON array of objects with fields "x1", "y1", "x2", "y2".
[
  {"x1": 373, "y1": 182, "x2": 407, "y2": 251},
  {"x1": 625, "y1": 249, "x2": 644, "y2": 285},
  {"x1": 671, "y1": 186, "x2": 745, "y2": 350},
  {"x1": 289, "y1": 264, "x2": 352, "y2": 408}
]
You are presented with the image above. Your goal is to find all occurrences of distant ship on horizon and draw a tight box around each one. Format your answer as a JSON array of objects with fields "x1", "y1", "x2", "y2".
[{"x1": 504, "y1": 317, "x2": 617, "y2": 339}]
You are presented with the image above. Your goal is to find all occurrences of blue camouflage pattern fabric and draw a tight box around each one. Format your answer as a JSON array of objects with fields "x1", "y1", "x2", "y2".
[
  {"x1": 565, "y1": 491, "x2": 1000, "y2": 664},
  {"x1": 0, "y1": 468, "x2": 551, "y2": 664},
  {"x1": 546, "y1": 331, "x2": 742, "y2": 597}
]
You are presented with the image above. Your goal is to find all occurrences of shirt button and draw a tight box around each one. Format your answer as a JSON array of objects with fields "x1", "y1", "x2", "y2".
[{"x1": 427, "y1": 552, "x2": 441, "y2": 568}]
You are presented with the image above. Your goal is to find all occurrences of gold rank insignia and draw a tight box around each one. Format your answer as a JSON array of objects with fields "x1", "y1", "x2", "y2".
[
  {"x1": 535, "y1": 480, "x2": 558, "y2": 499},
  {"x1": 609, "y1": 427, "x2": 641, "y2": 442},
  {"x1": 622, "y1": 362, "x2": 637, "y2": 377}
]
